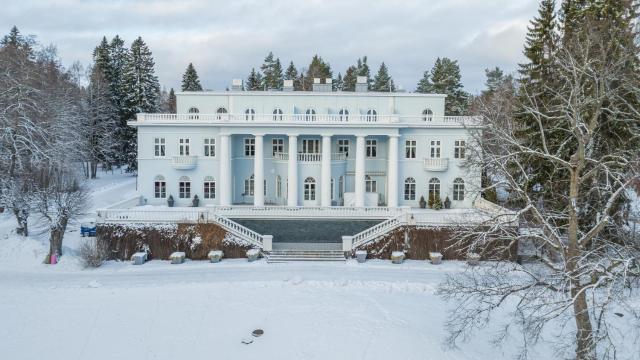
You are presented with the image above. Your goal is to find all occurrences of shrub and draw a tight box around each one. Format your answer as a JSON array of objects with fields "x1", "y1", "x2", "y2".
[{"x1": 80, "y1": 237, "x2": 109, "y2": 268}]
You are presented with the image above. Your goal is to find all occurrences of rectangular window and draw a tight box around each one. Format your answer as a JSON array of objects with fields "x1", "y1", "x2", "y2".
[
  {"x1": 405, "y1": 140, "x2": 416, "y2": 159},
  {"x1": 179, "y1": 138, "x2": 190, "y2": 156},
  {"x1": 244, "y1": 138, "x2": 255, "y2": 157},
  {"x1": 203, "y1": 181, "x2": 215, "y2": 199},
  {"x1": 154, "y1": 181, "x2": 166, "y2": 198},
  {"x1": 366, "y1": 139, "x2": 377, "y2": 158},
  {"x1": 337, "y1": 139, "x2": 349, "y2": 157},
  {"x1": 154, "y1": 138, "x2": 165, "y2": 157},
  {"x1": 244, "y1": 177, "x2": 254, "y2": 196},
  {"x1": 204, "y1": 138, "x2": 215, "y2": 157},
  {"x1": 272, "y1": 138, "x2": 284, "y2": 156},
  {"x1": 430, "y1": 140, "x2": 441, "y2": 158},
  {"x1": 302, "y1": 139, "x2": 320, "y2": 153},
  {"x1": 454, "y1": 140, "x2": 466, "y2": 159},
  {"x1": 179, "y1": 181, "x2": 191, "y2": 198},
  {"x1": 365, "y1": 177, "x2": 377, "y2": 193}
]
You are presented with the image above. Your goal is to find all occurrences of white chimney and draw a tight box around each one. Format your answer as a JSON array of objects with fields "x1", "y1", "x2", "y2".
[
  {"x1": 231, "y1": 79, "x2": 243, "y2": 91},
  {"x1": 283, "y1": 79, "x2": 294, "y2": 91},
  {"x1": 356, "y1": 76, "x2": 368, "y2": 92}
]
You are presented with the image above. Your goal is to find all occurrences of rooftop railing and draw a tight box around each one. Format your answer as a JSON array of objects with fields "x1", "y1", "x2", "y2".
[{"x1": 135, "y1": 113, "x2": 482, "y2": 126}]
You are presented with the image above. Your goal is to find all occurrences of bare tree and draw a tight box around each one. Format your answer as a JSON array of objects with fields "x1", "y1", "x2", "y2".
[{"x1": 438, "y1": 23, "x2": 640, "y2": 359}]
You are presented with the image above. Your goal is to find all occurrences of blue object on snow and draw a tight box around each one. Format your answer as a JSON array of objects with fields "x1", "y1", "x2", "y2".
[{"x1": 80, "y1": 222, "x2": 96, "y2": 237}]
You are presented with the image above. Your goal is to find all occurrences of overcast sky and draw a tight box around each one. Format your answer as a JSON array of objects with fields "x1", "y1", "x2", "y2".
[{"x1": 1, "y1": 0, "x2": 539, "y2": 94}]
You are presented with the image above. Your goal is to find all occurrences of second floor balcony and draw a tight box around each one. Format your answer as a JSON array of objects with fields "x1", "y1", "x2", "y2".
[
  {"x1": 273, "y1": 152, "x2": 347, "y2": 162},
  {"x1": 423, "y1": 158, "x2": 449, "y2": 171},
  {"x1": 171, "y1": 155, "x2": 198, "y2": 170}
]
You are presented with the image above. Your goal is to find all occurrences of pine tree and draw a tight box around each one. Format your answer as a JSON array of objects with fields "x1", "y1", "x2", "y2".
[
  {"x1": 167, "y1": 88, "x2": 176, "y2": 113},
  {"x1": 342, "y1": 65, "x2": 358, "y2": 91},
  {"x1": 334, "y1": 72, "x2": 343, "y2": 91},
  {"x1": 260, "y1": 52, "x2": 283, "y2": 90},
  {"x1": 284, "y1": 61, "x2": 301, "y2": 90},
  {"x1": 246, "y1": 68, "x2": 263, "y2": 90},
  {"x1": 356, "y1": 56, "x2": 372, "y2": 89},
  {"x1": 181, "y1": 63, "x2": 203, "y2": 91},
  {"x1": 107, "y1": 36, "x2": 129, "y2": 114},
  {"x1": 84, "y1": 67, "x2": 118, "y2": 178},
  {"x1": 519, "y1": 0, "x2": 557, "y2": 87},
  {"x1": 121, "y1": 37, "x2": 160, "y2": 171},
  {"x1": 92, "y1": 37, "x2": 111, "y2": 79},
  {"x1": 417, "y1": 58, "x2": 469, "y2": 115},
  {"x1": 372, "y1": 62, "x2": 395, "y2": 92},
  {"x1": 303, "y1": 55, "x2": 332, "y2": 90},
  {"x1": 482, "y1": 67, "x2": 513, "y2": 96}
]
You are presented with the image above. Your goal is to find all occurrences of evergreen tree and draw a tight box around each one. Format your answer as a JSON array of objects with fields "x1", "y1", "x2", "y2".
[
  {"x1": 167, "y1": 88, "x2": 176, "y2": 113},
  {"x1": 284, "y1": 61, "x2": 301, "y2": 90},
  {"x1": 181, "y1": 63, "x2": 203, "y2": 91},
  {"x1": 246, "y1": 68, "x2": 263, "y2": 90},
  {"x1": 417, "y1": 58, "x2": 469, "y2": 115},
  {"x1": 519, "y1": 0, "x2": 558, "y2": 87},
  {"x1": 107, "y1": 36, "x2": 129, "y2": 113},
  {"x1": 121, "y1": 37, "x2": 160, "y2": 171},
  {"x1": 92, "y1": 37, "x2": 111, "y2": 79},
  {"x1": 260, "y1": 52, "x2": 284, "y2": 90},
  {"x1": 342, "y1": 65, "x2": 358, "y2": 91},
  {"x1": 356, "y1": 56, "x2": 371, "y2": 89},
  {"x1": 482, "y1": 67, "x2": 513, "y2": 96},
  {"x1": 84, "y1": 67, "x2": 118, "y2": 178},
  {"x1": 334, "y1": 72, "x2": 343, "y2": 91},
  {"x1": 303, "y1": 55, "x2": 332, "y2": 90},
  {"x1": 372, "y1": 62, "x2": 395, "y2": 92}
]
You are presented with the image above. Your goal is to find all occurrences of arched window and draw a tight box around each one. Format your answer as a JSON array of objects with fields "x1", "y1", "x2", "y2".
[
  {"x1": 179, "y1": 176, "x2": 191, "y2": 199},
  {"x1": 245, "y1": 108, "x2": 256, "y2": 121},
  {"x1": 273, "y1": 108, "x2": 283, "y2": 121},
  {"x1": 304, "y1": 177, "x2": 316, "y2": 201},
  {"x1": 366, "y1": 109, "x2": 377, "y2": 122},
  {"x1": 338, "y1": 108, "x2": 349, "y2": 122},
  {"x1": 203, "y1": 176, "x2": 216, "y2": 199},
  {"x1": 404, "y1": 177, "x2": 416, "y2": 201},
  {"x1": 188, "y1": 107, "x2": 199, "y2": 120},
  {"x1": 428, "y1": 178, "x2": 440, "y2": 202},
  {"x1": 154, "y1": 175, "x2": 166, "y2": 199},
  {"x1": 305, "y1": 108, "x2": 316, "y2": 122},
  {"x1": 365, "y1": 175, "x2": 377, "y2": 193},
  {"x1": 244, "y1": 175, "x2": 255, "y2": 196},
  {"x1": 216, "y1": 107, "x2": 227, "y2": 120},
  {"x1": 453, "y1": 178, "x2": 465, "y2": 201},
  {"x1": 422, "y1": 109, "x2": 433, "y2": 122}
]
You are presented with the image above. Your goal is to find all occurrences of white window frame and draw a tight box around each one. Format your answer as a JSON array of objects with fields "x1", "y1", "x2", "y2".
[
  {"x1": 430, "y1": 140, "x2": 441, "y2": 158},
  {"x1": 366, "y1": 139, "x2": 377, "y2": 158},
  {"x1": 204, "y1": 138, "x2": 215, "y2": 157},
  {"x1": 154, "y1": 138, "x2": 165, "y2": 157},
  {"x1": 244, "y1": 138, "x2": 255, "y2": 157},
  {"x1": 244, "y1": 175, "x2": 255, "y2": 196},
  {"x1": 179, "y1": 177, "x2": 191, "y2": 199},
  {"x1": 405, "y1": 140, "x2": 416, "y2": 159},
  {"x1": 179, "y1": 138, "x2": 190, "y2": 156},
  {"x1": 276, "y1": 175, "x2": 282, "y2": 198},
  {"x1": 404, "y1": 177, "x2": 416, "y2": 201},
  {"x1": 428, "y1": 178, "x2": 441, "y2": 200},
  {"x1": 272, "y1": 138, "x2": 284, "y2": 156},
  {"x1": 453, "y1": 178, "x2": 465, "y2": 201},
  {"x1": 304, "y1": 177, "x2": 316, "y2": 201},
  {"x1": 337, "y1": 139, "x2": 350, "y2": 157},
  {"x1": 338, "y1": 176, "x2": 345, "y2": 199},
  {"x1": 154, "y1": 176, "x2": 166, "y2": 198},
  {"x1": 454, "y1": 140, "x2": 466, "y2": 159},
  {"x1": 338, "y1": 108, "x2": 349, "y2": 121},
  {"x1": 273, "y1": 108, "x2": 283, "y2": 121},
  {"x1": 366, "y1": 109, "x2": 377, "y2": 122},
  {"x1": 216, "y1": 107, "x2": 227, "y2": 120},
  {"x1": 365, "y1": 175, "x2": 377, "y2": 193},
  {"x1": 305, "y1": 108, "x2": 316, "y2": 122},
  {"x1": 302, "y1": 139, "x2": 320, "y2": 154},
  {"x1": 203, "y1": 177, "x2": 216, "y2": 199},
  {"x1": 188, "y1": 107, "x2": 199, "y2": 120},
  {"x1": 245, "y1": 108, "x2": 256, "y2": 121},
  {"x1": 422, "y1": 108, "x2": 433, "y2": 122},
  {"x1": 331, "y1": 178, "x2": 335, "y2": 201}
]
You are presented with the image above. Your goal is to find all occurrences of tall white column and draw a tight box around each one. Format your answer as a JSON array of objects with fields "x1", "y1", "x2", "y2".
[
  {"x1": 321, "y1": 134, "x2": 332, "y2": 207},
  {"x1": 287, "y1": 134, "x2": 298, "y2": 206},
  {"x1": 253, "y1": 134, "x2": 264, "y2": 207},
  {"x1": 387, "y1": 135, "x2": 399, "y2": 208},
  {"x1": 355, "y1": 135, "x2": 366, "y2": 207},
  {"x1": 219, "y1": 134, "x2": 232, "y2": 206}
]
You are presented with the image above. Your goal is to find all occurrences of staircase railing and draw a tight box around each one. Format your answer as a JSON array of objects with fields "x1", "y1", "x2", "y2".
[
  {"x1": 212, "y1": 214, "x2": 264, "y2": 249},
  {"x1": 351, "y1": 214, "x2": 408, "y2": 249}
]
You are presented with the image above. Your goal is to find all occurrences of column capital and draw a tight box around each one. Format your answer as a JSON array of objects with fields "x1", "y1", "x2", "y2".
[
  {"x1": 252, "y1": 133, "x2": 265, "y2": 137},
  {"x1": 356, "y1": 134, "x2": 367, "y2": 139},
  {"x1": 321, "y1": 134, "x2": 333, "y2": 138},
  {"x1": 287, "y1": 133, "x2": 299, "y2": 138},
  {"x1": 388, "y1": 134, "x2": 400, "y2": 138},
  {"x1": 219, "y1": 133, "x2": 231, "y2": 137}
]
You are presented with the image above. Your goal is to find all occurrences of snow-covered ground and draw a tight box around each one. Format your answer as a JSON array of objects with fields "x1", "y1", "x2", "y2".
[{"x1": 0, "y1": 170, "x2": 638, "y2": 360}]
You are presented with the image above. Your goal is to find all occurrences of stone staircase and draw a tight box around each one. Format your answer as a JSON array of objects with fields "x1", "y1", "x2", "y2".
[{"x1": 265, "y1": 249, "x2": 346, "y2": 263}]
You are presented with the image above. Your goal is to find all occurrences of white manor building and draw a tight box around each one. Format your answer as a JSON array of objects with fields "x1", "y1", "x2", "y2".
[{"x1": 133, "y1": 77, "x2": 482, "y2": 210}]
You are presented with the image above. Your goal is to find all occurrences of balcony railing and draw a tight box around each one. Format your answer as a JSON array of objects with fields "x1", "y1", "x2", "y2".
[
  {"x1": 135, "y1": 113, "x2": 481, "y2": 126},
  {"x1": 423, "y1": 158, "x2": 449, "y2": 171},
  {"x1": 171, "y1": 155, "x2": 197, "y2": 170},
  {"x1": 273, "y1": 152, "x2": 347, "y2": 162}
]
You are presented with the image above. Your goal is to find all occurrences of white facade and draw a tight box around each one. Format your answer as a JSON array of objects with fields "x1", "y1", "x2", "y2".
[{"x1": 132, "y1": 83, "x2": 481, "y2": 210}]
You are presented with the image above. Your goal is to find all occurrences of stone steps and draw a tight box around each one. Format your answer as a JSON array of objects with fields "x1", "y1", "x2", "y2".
[{"x1": 265, "y1": 250, "x2": 346, "y2": 263}]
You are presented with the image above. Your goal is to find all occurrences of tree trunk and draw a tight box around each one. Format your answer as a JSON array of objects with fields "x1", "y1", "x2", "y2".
[
  {"x1": 48, "y1": 217, "x2": 68, "y2": 259},
  {"x1": 12, "y1": 208, "x2": 28, "y2": 236},
  {"x1": 90, "y1": 161, "x2": 98, "y2": 179}
]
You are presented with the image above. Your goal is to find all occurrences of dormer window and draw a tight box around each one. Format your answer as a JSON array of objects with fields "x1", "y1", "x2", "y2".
[
  {"x1": 216, "y1": 107, "x2": 227, "y2": 120},
  {"x1": 305, "y1": 108, "x2": 316, "y2": 122},
  {"x1": 366, "y1": 109, "x2": 377, "y2": 122},
  {"x1": 338, "y1": 108, "x2": 349, "y2": 122},
  {"x1": 188, "y1": 107, "x2": 199, "y2": 120},
  {"x1": 273, "y1": 108, "x2": 283, "y2": 121},
  {"x1": 422, "y1": 109, "x2": 433, "y2": 122},
  {"x1": 245, "y1": 108, "x2": 256, "y2": 121}
]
